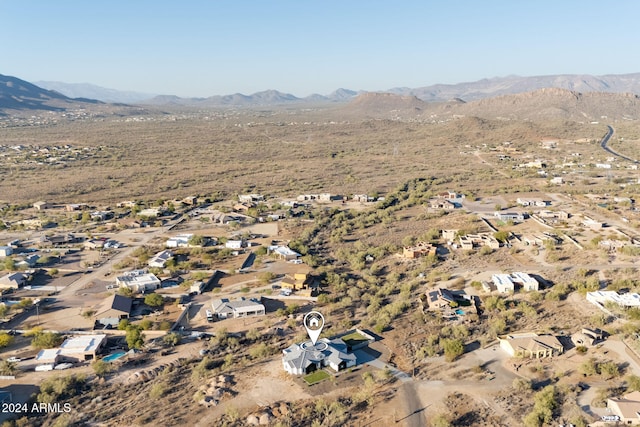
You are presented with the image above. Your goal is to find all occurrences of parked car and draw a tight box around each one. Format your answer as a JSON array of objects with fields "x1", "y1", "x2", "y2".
[
  {"x1": 7, "y1": 357, "x2": 21, "y2": 363},
  {"x1": 54, "y1": 363, "x2": 73, "y2": 370},
  {"x1": 35, "y1": 364, "x2": 54, "y2": 371}
]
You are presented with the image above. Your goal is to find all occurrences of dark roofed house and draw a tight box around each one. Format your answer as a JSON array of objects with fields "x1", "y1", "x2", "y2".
[
  {"x1": 0, "y1": 272, "x2": 29, "y2": 290},
  {"x1": 95, "y1": 294, "x2": 133, "y2": 327}
]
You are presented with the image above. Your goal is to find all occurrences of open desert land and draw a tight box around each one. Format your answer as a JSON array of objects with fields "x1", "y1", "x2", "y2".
[{"x1": 1, "y1": 90, "x2": 640, "y2": 427}]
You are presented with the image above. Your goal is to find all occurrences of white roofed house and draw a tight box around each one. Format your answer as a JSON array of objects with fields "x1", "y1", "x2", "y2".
[
  {"x1": 510, "y1": 272, "x2": 539, "y2": 292},
  {"x1": 0, "y1": 246, "x2": 13, "y2": 257},
  {"x1": 491, "y1": 274, "x2": 514, "y2": 293},
  {"x1": 211, "y1": 298, "x2": 265, "y2": 319},
  {"x1": 166, "y1": 234, "x2": 193, "y2": 248},
  {"x1": 268, "y1": 245, "x2": 301, "y2": 261},
  {"x1": 148, "y1": 250, "x2": 174, "y2": 268},
  {"x1": 36, "y1": 334, "x2": 107, "y2": 364},
  {"x1": 116, "y1": 270, "x2": 161, "y2": 293}
]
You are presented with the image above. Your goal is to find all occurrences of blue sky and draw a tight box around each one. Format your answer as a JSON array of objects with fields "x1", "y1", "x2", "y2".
[{"x1": 3, "y1": 1, "x2": 640, "y2": 97}]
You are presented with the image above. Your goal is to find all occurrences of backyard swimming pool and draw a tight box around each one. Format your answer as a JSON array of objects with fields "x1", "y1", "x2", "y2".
[{"x1": 103, "y1": 351, "x2": 126, "y2": 363}]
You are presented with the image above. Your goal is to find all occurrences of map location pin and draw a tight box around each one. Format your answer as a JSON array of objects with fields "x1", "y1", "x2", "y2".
[{"x1": 303, "y1": 311, "x2": 325, "y2": 345}]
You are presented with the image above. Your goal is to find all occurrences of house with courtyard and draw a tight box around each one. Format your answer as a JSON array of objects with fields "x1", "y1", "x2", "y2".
[
  {"x1": 282, "y1": 337, "x2": 357, "y2": 375},
  {"x1": 499, "y1": 333, "x2": 563, "y2": 358},
  {"x1": 426, "y1": 288, "x2": 457, "y2": 310},
  {"x1": 211, "y1": 297, "x2": 265, "y2": 319},
  {"x1": 403, "y1": 242, "x2": 437, "y2": 259},
  {"x1": 458, "y1": 233, "x2": 500, "y2": 250}
]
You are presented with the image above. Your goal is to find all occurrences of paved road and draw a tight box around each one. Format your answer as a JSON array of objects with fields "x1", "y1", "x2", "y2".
[{"x1": 600, "y1": 125, "x2": 639, "y2": 163}]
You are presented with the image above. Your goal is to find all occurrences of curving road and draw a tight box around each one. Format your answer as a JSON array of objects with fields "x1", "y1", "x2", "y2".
[{"x1": 600, "y1": 125, "x2": 639, "y2": 163}]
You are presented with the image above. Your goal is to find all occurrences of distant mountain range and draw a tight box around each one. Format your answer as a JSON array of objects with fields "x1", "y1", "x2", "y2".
[
  {"x1": 27, "y1": 72, "x2": 640, "y2": 106},
  {"x1": 4, "y1": 72, "x2": 640, "y2": 120},
  {"x1": 35, "y1": 81, "x2": 154, "y2": 104},
  {"x1": 0, "y1": 74, "x2": 102, "y2": 113}
]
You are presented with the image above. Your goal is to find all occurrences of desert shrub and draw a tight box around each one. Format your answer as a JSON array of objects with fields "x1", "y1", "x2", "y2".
[
  {"x1": 37, "y1": 374, "x2": 86, "y2": 403},
  {"x1": 0, "y1": 333, "x2": 14, "y2": 348},
  {"x1": 441, "y1": 338, "x2": 464, "y2": 362},
  {"x1": 31, "y1": 332, "x2": 64, "y2": 350}
]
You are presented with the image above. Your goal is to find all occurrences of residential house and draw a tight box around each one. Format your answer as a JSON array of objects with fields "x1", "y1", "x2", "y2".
[
  {"x1": 0, "y1": 246, "x2": 12, "y2": 257},
  {"x1": 94, "y1": 294, "x2": 132, "y2": 327},
  {"x1": 138, "y1": 208, "x2": 162, "y2": 218},
  {"x1": 115, "y1": 270, "x2": 161, "y2": 293},
  {"x1": 511, "y1": 272, "x2": 539, "y2": 291},
  {"x1": 516, "y1": 198, "x2": 551, "y2": 207},
  {"x1": 148, "y1": 250, "x2": 174, "y2": 268},
  {"x1": 494, "y1": 212, "x2": 527, "y2": 222},
  {"x1": 182, "y1": 196, "x2": 197, "y2": 205},
  {"x1": 436, "y1": 191, "x2": 464, "y2": 200},
  {"x1": 429, "y1": 200, "x2": 456, "y2": 211},
  {"x1": 491, "y1": 272, "x2": 538, "y2": 292},
  {"x1": 90, "y1": 211, "x2": 113, "y2": 221},
  {"x1": 238, "y1": 194, "x2": 264, "y2": 203},
  {"x1": 582, "y1": 216, "x2": 604, "y2": 230},
  {"x1": 35, "y1": 334, "x2": 106, "y2": 363},
  {"x1": 537, "y1": 210, "x2": 569, "y2": 220},
  {"x1": 458, "y1": 233, "x2": 500, "y2": 250},
  {"x1": 282, "y1": 338, "x2": 357, "y2": 375},
  {"x1": 279, "y1": 273, "x2": 310, "y2": 291},
  {"x1": 211, "y1": 298, "x2": 265, "y2": 319},
  {"x1": 0, "y1": 272, "x2": 29, "y2": 290},
  {"x1": 441, "y1": 229, "x2": 458, "y2": 242},
  {"x1": 84, "y1": 239, "x2": 104, "y2": 250},
  {"x1": 33, "y1": 201, "x2": 51, "y2": 211},
  {"x1": 571, "y1": 328, "x2": 604, "y2": 348},
  {"x1": 426, "y1": 288, "x2": 456, "y2": 310},
  {"x1": 166, "y1": 234, "x2": 193, "y2": 248},
  {"x1": 403, "y1": 242, "x2": 437, "y2": 259},
  {"x1": 225, "y1": 240, "x2": 245, "y2": 250},
  {"x1": 65, "y1": 203, "x2": 88, "y2": 212},
  {"x1": 15, "y1": 254, "x2": 39, "y2": 269},
  {"x1": 353, "y1": 194, "x2": 375, "y2": 202},
  {"x1": 587, "y1": 291, "x2": 640, "y2": 308},
  {"x1": 491, "y1": 274, "x2": 515, "y2": 293},
  {"x1": 268, "y1": 245, "x2": 301, "y2": 261},
  {"x1": 499, "y1": 333, "x2": 563, "y2": 358},
  {"x1": 608, "y1": 391, "x2": 640, "y2": 424}
]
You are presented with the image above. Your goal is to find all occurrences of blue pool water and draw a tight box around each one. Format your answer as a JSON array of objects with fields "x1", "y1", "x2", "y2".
[
  {"x1": 455, "y1": 309, "x2": 465, "y2": 316},
  {"x1": 103, "y1": 351, "x2": 126, "y2": 362}
]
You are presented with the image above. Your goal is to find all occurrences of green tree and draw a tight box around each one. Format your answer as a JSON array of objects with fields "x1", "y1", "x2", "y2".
[
  {"x1": 0, "y1": 360, "x2": 17, "y2": 376},
  {"x1": 125, "y1": 326, "x2": 144, "y2": 350},
  {"x1": 117, "y1": 319, "x2": 130, "y2": 330},
  {"x1": 627, "y1": 374, "x2": 640, "y2": 392},
  {"x1": 494, "y1": 230, "x2": 509, "y2": 243},
  {"x1": 188, "y1": 234, "x2": 205, "y2": 246},
  {"x1": 139, "y1": 319, "x2": 153, "y2": 330},
  {"x1": 31, "y1": 332, "x2": 64, "y2": 350},
  {"x1": 0, "y1": 333, "x2": 14, "y2": 348},
  {"x1": 442, "y1": 338, "x2": 464, "y2": 362},
  {"x1": 162, "y1": 332, "x2": 181, "y2": 347},
  {"x1": 91, "y1": 359, "x2": 113, "y2": 378},
  {"x1": 144, "y1": 293, "x2": 164, "y2": 307}
]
